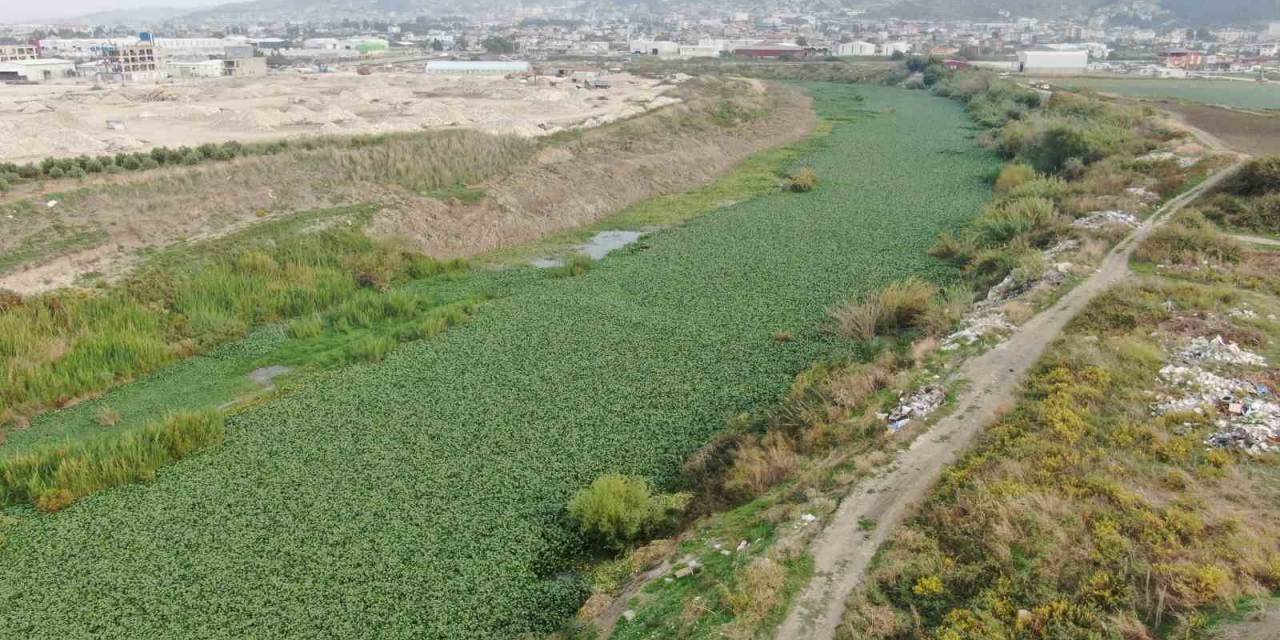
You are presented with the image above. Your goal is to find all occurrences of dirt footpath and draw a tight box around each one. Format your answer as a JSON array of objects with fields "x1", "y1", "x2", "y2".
[
  {"x1": 0, "y1": 71, "x2": 673, "y2": 164},
  {"x1": 774, "y1": 160, "x2": 1247, "y2": 640}
]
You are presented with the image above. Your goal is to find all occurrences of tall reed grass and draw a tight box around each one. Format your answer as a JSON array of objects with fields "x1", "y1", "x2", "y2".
[
  {"x1": 1, "y1": 221, "x2": 466, "y2": 426},
  {"x1": 0, "y1": 410, "x2": 224, "y2": 512}
]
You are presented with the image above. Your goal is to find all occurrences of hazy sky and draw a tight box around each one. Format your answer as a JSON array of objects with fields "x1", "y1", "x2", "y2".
[{"x1": 6, "y1": 0, "x2": 227, "y2": 23}]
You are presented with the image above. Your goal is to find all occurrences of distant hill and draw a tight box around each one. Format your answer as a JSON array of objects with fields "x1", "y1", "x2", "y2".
[
  {"x1": 64, "y1": 0, "x2": 1280, "y2": 27},
  {"x1": 868, "y1": 0, "x2": 1279, "y2": 25},
  {"x1": 73, "y1": 7, "x2": 197, "y2": 24}
]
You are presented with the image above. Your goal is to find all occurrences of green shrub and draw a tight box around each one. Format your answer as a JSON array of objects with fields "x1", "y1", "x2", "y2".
[
  {"x1": 551, "y1": 254, "x2": 594, "y2": 278},
  {"x1": 1222, "y1": 156, "x2": 1280, "y2": 197},
  {"x1": 1004, "y1": 176, "x2": 1070, "y2": 204},
  {"x1": 567, "y1": 474, "x2": 690, "y2": 550},
  {"x1": 928, "y1": 231, "x2": 978, "y2": 265},
  {"x1": 829, "y1": 277, "x2": 940, "y2": 340},
  {"x1": 1135, "y1": 212, "x2": 1242, "y2": 265},
  {"x1": 1203, "y1": 192, "x2": 1280, "y2": 234},
  {"x1": 974, "y1": 197, "x2": 1057, "y2": 245},
  {"x1": 994, "y1": 164, "x2": 1036, "y2": 193},
  {"x1": 46, "y1": 167, "x2": 64, "y2": 179},
  {"x1": 786, "y1": 166, "x2": 818, "y2": 192},
  {"x1": 287, "y1": 315, "x2": 324, "y2": 339}
]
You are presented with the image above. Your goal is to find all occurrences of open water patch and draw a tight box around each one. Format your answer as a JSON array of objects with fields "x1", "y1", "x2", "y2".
[{"x1": 531, "y1": 230, "x2": 645, "y2": 268}]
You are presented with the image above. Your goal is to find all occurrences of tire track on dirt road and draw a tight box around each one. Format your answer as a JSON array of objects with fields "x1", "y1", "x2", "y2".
[{"x1": 775, "y1": 159, "x2": 1247, "y2": 640}]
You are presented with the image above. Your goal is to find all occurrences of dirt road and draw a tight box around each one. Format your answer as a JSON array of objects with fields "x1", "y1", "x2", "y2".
[
  {"x1": 1231, "y1": 233, "x2": 1280, "y2": 248},
  {"x1": 774, "y1": 160, "x2": 1247, "y2": 640}
]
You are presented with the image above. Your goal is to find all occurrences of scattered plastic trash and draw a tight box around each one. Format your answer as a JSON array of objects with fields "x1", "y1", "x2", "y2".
[
  {"x1": 885, "y1": 386, "x2": 946, "y2": 431},
  {"x1": 1155, "y1": 364, "x2": 1280, "y2": 455},
  {"x1": 46, "y1": 200, "x2": 58, "y2": 208},
  {"x1": 1178, "y1": 336, "x2": 1267, "y2": 367},
  {"x1": 942, "y1": 312, "x2": 1015, "y2": 351},
  {"x1": 1125, "y1": 186, "x2": 1160, "y2": 203},
  {"x1": 1138, "y1": 150, "x2": 1200, "y2": 169},
  {"x1": 1072, "y1": 210, "x2": 1139, "y2": 230}
]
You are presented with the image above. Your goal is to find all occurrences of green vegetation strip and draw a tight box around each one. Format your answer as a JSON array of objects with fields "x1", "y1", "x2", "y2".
[
  {"x1": 0, "y1": 84, "x2": 998, "y2": 638},
  {"x1": 1060, "y1": 77, "x2": 1280, "y2": 111}
]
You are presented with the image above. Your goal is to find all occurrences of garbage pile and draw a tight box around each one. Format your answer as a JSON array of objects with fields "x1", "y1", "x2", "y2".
[
  {"x1": 1154, "y1": 336, "x2": 1277, "y2": 454},
  {"x1": 1138, "y1": 150, "x2": 1200, "y2": 169},
  {"x1": 1178, "y1": 335, "x2": 1268, "y2": 367},
  {"x1": 882, "y1": 386, "x2": 946, "y2": 431},
  {"x1": 941, "y1": 312, "x2": 1014, "y2": 351},
  {"x1": 1072, "y1": 210, "x2": 1139, "y2": 230},
  {"x1": 1126, "y1": 186, "x2": 1161, "y2": 204}
]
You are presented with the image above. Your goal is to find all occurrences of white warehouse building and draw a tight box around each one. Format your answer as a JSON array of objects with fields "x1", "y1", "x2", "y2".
[
  {"x1": 836, "y1": 41, "x2": 877, "y2": 57},
  {"x1": 1018, "y1": 49, "x2": 1089, "y2": 73}
]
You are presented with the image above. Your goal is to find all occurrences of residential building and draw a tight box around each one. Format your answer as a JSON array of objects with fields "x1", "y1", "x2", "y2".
[{"x1": 1162, "y1": 48, "x2": 1203, "y2": 69}]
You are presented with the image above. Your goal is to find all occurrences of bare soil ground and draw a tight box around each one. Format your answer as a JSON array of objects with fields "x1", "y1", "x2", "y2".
[
  {"x1": 1217, "y1": 602, "x2": 1280, "y2": 640},
  {"x1": 371, "y1": 82, "x2": 816, "y2": 259},
  {"x1": 774, "y1": 159, "x2": 1247, "y2": 640},
  {"x1": 0, "y1": 71, "x2": 673, "y2": 164},
  {"x1": 0, "y1": 80, "x2": 815, "y2": 295},
  {"x1": 1160, "y1": 103, "x2": 1280, "y2": 157}
]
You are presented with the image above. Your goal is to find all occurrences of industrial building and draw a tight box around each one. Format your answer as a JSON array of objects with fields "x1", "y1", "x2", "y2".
[
  {"x1": 106, "y1": 43, "x2": 162, "y2": 81},
  {"x1": 425, "y1": 60, "x2": 531, "y2": 75},
  {"x1": 0, "y1": 45, "x2": 38, "y2": 62},
  {"x1": 223, "y1": 57, "x2": 267, "y2": 77},
  {"x1": 167, "y1": 59, "x2": 224, "y2": 78},
  {"x1": 1017, "y1": 49, "x2": 1089, "y2": 73},
  {"x1": 0, "y1": 58, "x2": 75, "y2": 82},
  {"x1": 836, "y1": 41, "x2": 876, "y2": 57},
  {"x1": 733, "y1": 43, "x2": 810, "y2": 60},
  {"x1": 628, "y1": 40, "x2": 680, "y2": 57}
]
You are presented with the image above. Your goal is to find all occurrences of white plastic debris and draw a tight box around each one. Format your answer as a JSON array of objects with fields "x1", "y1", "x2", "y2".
[
  {"x1": 46, "y1": 200, "x2": 58, "y2": 208},
  {"x1": 1072, "y1": 210, "x2": 1139, "y2": 230},
  {"x1": 1126, "y1": 186, "x2": 1160, "y2": 203},
  {"x1": 942, "y1": 312, "x2": 1015, "y2": 351},
  {"x1": 800, "y1": 513, "x2": 817, "y2": 524},
  {"x1": 1155, "y1": 364, "x2": 1279, "y2": 455},
  {"x1": 1138, "y1": 150, "x2": 1201, "y2": 169},
  {"x1": 885, "y1": 386, "x2": 946, "y2": 431},
  {"x1": 1178, "y1": 336, "x2": 1267, "y2": 367}
]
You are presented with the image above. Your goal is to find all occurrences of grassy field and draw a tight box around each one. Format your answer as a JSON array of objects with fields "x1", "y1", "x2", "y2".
[
  {"x1": 0, "y1": 84, "x2": 998, "y2": 638},
  {"x1": 1059, "y1": 77, "x2": 1280, "y2": 110},
  {"x1": 841, "y1": 211, "x2": 1280, "y2": 638}
]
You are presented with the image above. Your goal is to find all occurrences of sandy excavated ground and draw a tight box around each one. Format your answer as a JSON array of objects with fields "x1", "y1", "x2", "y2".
[{"x1": 0, "y1": 71, "x2": 674, "y2": 163}]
